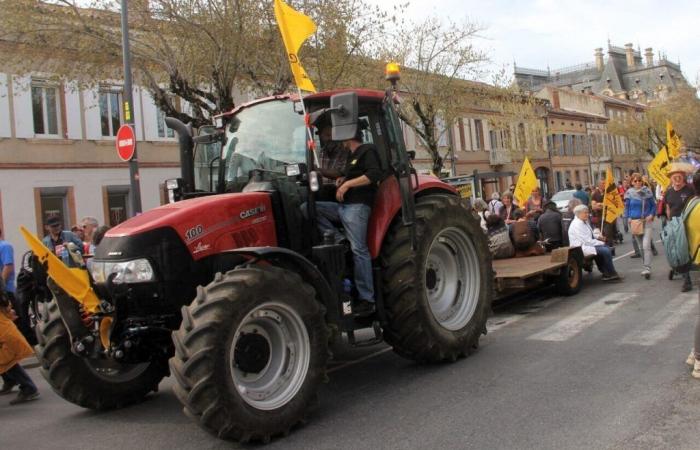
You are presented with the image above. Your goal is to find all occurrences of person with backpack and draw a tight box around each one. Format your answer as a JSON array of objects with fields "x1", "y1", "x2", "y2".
[
  {"x1": 485, "y1": 215, "x2": 514, "y2": 260},
  {"x1": 488, "y1": 192, "x2": 504, "y2": 217},
  {"x1": 509, "y1": 210, "x2": 544, "y2": 257},
  {"x1": 682, "y1": 171, "x2": 700, "y2": 378},
  {"x1": 663, "y1": 163, "x2": 696, "y2": 292},
  {"x1": 624, "y1": 173, "x2": 656, "y2": 279}
]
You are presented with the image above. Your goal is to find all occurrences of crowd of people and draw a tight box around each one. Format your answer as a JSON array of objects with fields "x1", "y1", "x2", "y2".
[
  {"x1": 476, "y1": 163, "x2": 699, "y2": 289},
  {"x1": 0, "y1": 215, "x2": 109, "y2": 405}
]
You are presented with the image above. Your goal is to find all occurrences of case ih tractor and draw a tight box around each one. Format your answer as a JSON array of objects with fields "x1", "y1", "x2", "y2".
[{"x1": 23, "y1": 78, "x2": 492, "y2": 442}]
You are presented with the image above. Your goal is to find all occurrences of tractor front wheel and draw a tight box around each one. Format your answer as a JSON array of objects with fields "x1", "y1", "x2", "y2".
[
  {"x1": 381, "y1": 194, "x2": 493, "y2": 363},
  {"x1": 34, "y1": 298, "x2": 169, "y2": 409},
  {"x1": 170, "y1": 266, "x2": 327, "y2": 443}
]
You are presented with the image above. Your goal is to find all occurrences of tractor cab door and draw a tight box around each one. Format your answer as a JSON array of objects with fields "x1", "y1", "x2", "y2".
[{"x1": 193, "y1": 125, "x2": 223, "y2": 193}]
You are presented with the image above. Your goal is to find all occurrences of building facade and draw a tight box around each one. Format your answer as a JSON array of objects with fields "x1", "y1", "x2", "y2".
[{"x1": 515, "y1": 42, "x2": 688, "y2": 104}]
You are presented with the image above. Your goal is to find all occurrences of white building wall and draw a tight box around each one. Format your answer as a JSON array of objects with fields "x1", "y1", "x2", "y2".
[
  {"x1": 12, "y1": 75, "x2": 33, "y2": 139},
  {"x1": 0, "y1": 166, "x2": 179, "y2": 256}
]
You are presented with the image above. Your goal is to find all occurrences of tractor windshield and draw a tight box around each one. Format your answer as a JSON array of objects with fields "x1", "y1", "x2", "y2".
[{"x1": 223, "y1": 100, "x2": 307, "y2": 187}]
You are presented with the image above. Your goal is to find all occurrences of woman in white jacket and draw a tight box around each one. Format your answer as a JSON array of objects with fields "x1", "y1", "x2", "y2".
[{"x1": 568, "y1": 205, "x2": 621, "y2": 281}]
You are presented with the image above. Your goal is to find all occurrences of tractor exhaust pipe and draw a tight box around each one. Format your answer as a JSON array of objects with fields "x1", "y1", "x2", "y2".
[{"x1": 165, "y1": 117, "x2": 195, "y2": 194}]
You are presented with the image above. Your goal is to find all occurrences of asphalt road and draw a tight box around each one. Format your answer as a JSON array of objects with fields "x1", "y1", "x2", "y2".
[{"x1": 2, "y1": 229, "x2": 700, "y2": 450}]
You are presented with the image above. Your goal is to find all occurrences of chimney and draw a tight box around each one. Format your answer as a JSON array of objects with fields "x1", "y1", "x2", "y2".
[
  {"x1": 644, "y1": 48, "x2": 654, "y2": 67},
  {"x1": 552, "y1": 89, "x2": 560, "y2": 109},
  {"x1": 594, "y1": 48, "x2": 604, "y2": 71},
  {"x1": 624, "y1": 43, "x2": 635, "y2": 68}
]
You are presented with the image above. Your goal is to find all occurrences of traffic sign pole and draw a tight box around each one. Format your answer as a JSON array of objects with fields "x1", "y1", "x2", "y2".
[{"x1": 120, "y1": 0, "x2": 142, "y2": 215}]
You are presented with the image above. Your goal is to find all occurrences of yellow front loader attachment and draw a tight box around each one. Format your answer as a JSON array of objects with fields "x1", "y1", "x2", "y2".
[{"x1": 20, "y1": 226, "x2": 111, "y2": 348}]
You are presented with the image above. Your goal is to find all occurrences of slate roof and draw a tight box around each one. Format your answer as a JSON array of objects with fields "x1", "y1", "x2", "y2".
[{"x1": 514, "y1": 43, "x2": 688, "y2": 102}]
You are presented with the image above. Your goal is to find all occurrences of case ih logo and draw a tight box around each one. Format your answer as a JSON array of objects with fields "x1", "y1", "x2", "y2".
[{"x1": 240, "y1": 205, "x2": 266, "y2": 220}]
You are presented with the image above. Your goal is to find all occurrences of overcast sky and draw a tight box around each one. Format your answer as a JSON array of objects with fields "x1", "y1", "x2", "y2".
[{"x1": 369, "y1": 0, "x2": 699, "y2": 85}]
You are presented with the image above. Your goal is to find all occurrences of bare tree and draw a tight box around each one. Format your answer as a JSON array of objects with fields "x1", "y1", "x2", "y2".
[
  {"x1": 0, "y1": 0, "x2": 396, "y2": 126},
  {"x1": 376, "y1": 17, "x2": 488, "y2": 175}
]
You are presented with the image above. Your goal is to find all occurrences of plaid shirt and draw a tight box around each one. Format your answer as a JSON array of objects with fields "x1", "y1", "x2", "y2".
[{"x1": 319, "y1": 142, "x2": 349, "y2": 183}]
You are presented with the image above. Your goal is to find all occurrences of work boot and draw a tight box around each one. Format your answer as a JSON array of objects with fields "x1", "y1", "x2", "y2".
[
  {"x1": 352, "y1": 299, "x2": 376, "y2": 317},
  {"x1": 9, "y1": 390, "x2": 39, "y2": 405},
  {"x1": 693, "y1": 361, "x2": 700, "y2": 379},
  {"x1": 687, "y1": 351, "x2": 695, "y2": 367},
  {"x1": 0, "y1": 383, "x2": 16, "y2": 395}
]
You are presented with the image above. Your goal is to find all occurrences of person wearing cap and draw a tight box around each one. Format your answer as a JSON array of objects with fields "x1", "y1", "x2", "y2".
[
  {"x1": 664, "y1": 162, "x2": 696, "y2": 292},
  {"x1": 41, "y1": 216, "x2": 84, "y2": 264},
  {"x1": 315, "y1": 121, "x2": 383, "y2": 317},
  {"x1": 568, "y1": 204, "x2": 621, "y2": 281}
]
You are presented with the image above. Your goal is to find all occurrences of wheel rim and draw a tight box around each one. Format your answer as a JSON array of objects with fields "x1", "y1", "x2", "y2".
[
  {"x1": 230, "y1": 302, "x2": 310, "y2": 411},
  {"x1": 425, "y1": 227, "x2": 481, "y2": 331}
]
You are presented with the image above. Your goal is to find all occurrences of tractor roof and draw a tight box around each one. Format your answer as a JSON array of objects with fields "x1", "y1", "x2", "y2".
[{"x1": 216, "y1": 89, "x2": 385, "y2": 119}]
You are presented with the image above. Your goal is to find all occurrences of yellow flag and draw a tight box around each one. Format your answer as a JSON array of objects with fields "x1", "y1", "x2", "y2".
[
  {"x1": 273, "y1": 0, "x2": 317, "y2": 93},
  {"x1": 603, "y1": 168, "x2": 624, "y2": 223},
  {"x1": 647, "y1": 146, "x2": 671, "y2": 189},
  {"x1": 513, "y1": 157, "x2": 538, "y2": 207},
  {"x1": 666, "y1": 120, "x2": 682, "y2": 159}
]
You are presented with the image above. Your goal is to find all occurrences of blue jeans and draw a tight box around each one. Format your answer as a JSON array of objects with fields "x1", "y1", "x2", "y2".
[
  {"x1": 2, "y1": 363, "x2": 38, "y2": 395},
  {"x1": 594, "y1": 245, "x2": 616, "y2": 276},
  {"x1": 315, "y1": 202, "x2": 374, "y2": 302}
]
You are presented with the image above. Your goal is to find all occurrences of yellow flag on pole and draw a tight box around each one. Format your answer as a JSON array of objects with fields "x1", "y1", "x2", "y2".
[
  {"x1": 603, "y1": 168, "x2": 624, "y2": 223},
  {"x1": 273, "y1": 0, "x2": 317, "y2": 93},
  {"x1": 513, "y1": 157, "x2": 538, "y2": 207},
  {"x1": 647, "y1": 146, "x2": 671, "y2": 189},
  {"x1": 666, "y1": 120, "x2": 682, "y2": 159}
]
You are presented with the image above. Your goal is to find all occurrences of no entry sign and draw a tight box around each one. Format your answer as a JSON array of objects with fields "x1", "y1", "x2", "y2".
[{"x1": 116, "y1": 125, "x2": 136, "y2": 161}]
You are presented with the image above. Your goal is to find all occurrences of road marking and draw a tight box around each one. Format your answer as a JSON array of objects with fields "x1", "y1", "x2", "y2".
[
  {"x1": 619, "y1": 292, "x2": 696, "y2": 346},
  {"x1": 328, "y1": 347, "x2": 392, "y2": 373},
  {"x1": 527, "y1": 292, "x2": 637, "y2": 342},
  {"x1": 488, "y1": 296, "x2": 565, "y2": 333}
]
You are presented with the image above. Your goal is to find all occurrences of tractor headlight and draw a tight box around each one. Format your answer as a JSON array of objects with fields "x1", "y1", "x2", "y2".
[{"x1": 90, "y1": 259, "x2": 156, "y2": 284}]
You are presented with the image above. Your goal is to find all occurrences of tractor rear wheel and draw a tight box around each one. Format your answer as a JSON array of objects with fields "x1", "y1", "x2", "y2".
[
  {"x1": 34, "y1": 298, "x2": 169, "y2": 409},
  {"x1": 381, "y1": 194, "x2": 492, "y2": 363},
  {"x1": 170, "y1": 266, "x2": 327, "y2": 443}
]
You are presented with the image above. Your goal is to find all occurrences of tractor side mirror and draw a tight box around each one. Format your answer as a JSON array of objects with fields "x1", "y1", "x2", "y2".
[{"x1": 330, "y1": 92, "x2": 358, "y2": 141}]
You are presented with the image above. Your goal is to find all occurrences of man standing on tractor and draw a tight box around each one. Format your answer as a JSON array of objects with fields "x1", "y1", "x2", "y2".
[
  {"x1": 316, "y1": 122, "x2": 349, "y2": 184},
  {"x1": 315, "y1": 120, "x2": 383, "y2": 316}
]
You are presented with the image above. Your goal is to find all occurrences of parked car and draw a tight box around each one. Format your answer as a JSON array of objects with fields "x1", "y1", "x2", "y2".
[{"x1": 551, "y1": 189, "x2": 576, "y2": 213}]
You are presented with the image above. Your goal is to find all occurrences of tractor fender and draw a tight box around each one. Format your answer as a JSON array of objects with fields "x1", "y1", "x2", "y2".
[
  {"x1": 219, "y1": 247, "x2": 337, "y2": 318},
  {"x1": 367, "y1": 175, "x2": 457, "y2": 258}
]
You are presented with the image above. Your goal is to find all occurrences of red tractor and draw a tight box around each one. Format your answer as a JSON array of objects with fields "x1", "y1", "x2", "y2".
[{"x1": 29, "y1": 83, "x2": 492, "y2": 442}]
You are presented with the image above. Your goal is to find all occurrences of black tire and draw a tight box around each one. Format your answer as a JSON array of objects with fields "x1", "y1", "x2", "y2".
[
  {"x1": 169, "y1": 266, "x2": 328, "y2": 443},
  {"x1": 555, "y1": 254, "x2": 582, "y2": 296},
  {"x1": 380, "y1": 194, "x2": 493, "y2": 363},
  {"x1": 34, "y1": 298, "x2": 168, "y2": 409}
]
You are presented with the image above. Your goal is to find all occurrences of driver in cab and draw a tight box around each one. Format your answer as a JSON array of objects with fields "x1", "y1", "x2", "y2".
[{"x1": 315, "y1": 121, "x2": 382, "y2": 316}]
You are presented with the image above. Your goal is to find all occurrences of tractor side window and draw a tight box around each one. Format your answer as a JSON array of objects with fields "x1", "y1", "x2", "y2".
[{"x1": 194, "y1": 127, "x2": 221, "y2": 192}]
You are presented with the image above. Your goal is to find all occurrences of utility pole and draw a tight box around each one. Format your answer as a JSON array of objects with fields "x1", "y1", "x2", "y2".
[{"x1": 120, "y1": 0, "x2": 143, "y2": 214}]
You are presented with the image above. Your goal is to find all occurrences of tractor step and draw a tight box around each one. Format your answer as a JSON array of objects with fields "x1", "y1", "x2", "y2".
[{"x1": 347, "y1": 321, "x2": 383, "y2": 347}]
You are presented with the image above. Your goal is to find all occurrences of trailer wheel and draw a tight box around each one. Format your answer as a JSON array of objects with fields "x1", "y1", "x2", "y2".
[
  {"x1": 170, "y1": 266, "x2": 327, "y2": 443},
  {"x1": 555, "y1": 253, "x2": 582, "y2": 296},
  {"x1": 380, "y1": 194, "x2": 492, "y2": 363},
  {"x1": 34, "y1": 298, "x2": 168, "y2": 410}
]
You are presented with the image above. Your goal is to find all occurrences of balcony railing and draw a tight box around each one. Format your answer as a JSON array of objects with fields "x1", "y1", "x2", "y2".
[{"x1": 489, "y1": 149, "x2": 512, "y2": 165}]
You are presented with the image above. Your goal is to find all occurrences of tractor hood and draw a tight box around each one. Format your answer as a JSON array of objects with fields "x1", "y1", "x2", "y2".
[{"x1": 102, "y1": 192, "x2": 277, "y2": 260}]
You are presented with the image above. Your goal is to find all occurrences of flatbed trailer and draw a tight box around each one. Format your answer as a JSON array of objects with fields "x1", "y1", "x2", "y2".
[{"x1": 492, "y1": 246, "x2": 585, "y2": 300}]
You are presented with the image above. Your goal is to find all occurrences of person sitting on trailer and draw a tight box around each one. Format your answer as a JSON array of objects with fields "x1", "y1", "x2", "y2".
[
  {"x1": 315, "y1": 120, "x2": 383, "y2": 317},
  {"x1": 537, "y1": 201, "x2": 563, "y2": 251},
  {"x1": 568, "y1": 204, "x2": 621, "y2": 282},
  {"x1": 509, "y1": 210, "x2": 544, "y2": 257}
]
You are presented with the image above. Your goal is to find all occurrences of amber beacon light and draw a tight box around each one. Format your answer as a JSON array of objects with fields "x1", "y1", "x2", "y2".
[{"x1": 385, "y1": 62, "x2": 401, "y2": 82}]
